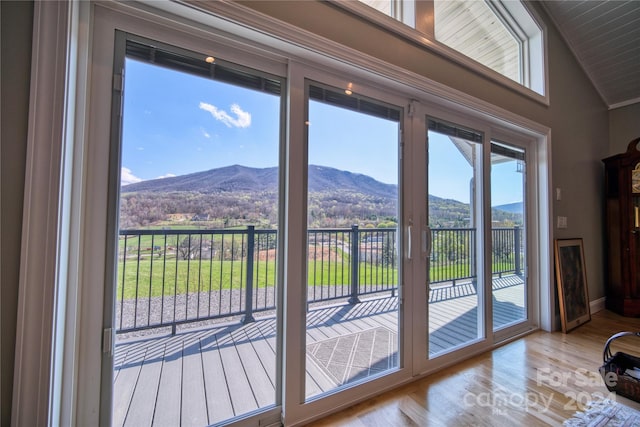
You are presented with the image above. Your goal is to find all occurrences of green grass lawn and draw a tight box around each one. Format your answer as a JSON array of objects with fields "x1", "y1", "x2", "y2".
[
  {"x1": 117, "y1": 256, "x2": 276, "y2": 299},
  {"x1": 117, "y1": 256, "x2": 398, "y2": 300},
  {"x1": 116, "y1": 254, "x2": 516, "y2": 300}
]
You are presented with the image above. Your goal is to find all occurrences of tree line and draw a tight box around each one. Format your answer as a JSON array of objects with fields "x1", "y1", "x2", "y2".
[{"x1": 119, "y1": 190, "x2": 521, "y2": 229}]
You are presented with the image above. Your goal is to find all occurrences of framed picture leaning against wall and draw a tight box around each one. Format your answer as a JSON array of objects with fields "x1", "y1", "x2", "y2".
[{"x1": 554, "y1": 238, "x2": 591, "y2": 333}]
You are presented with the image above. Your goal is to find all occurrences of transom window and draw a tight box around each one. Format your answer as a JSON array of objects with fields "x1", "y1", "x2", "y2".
[
  {"x1": 434, "y1": 0, "x2": 520, "y2": 83},
  {"x1": 352, "y1": 0, "x2": 545, "y2": 96}
]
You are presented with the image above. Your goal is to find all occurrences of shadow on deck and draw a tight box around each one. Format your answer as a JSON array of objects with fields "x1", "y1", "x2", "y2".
[{"x1": 113, "y1": 275, "x2": 525, "y2": 427}]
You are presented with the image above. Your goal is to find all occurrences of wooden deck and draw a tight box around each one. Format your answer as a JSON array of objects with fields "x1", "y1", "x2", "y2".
[{"x1": 113, "y1": 275, "x2": 524, "y2": 426}]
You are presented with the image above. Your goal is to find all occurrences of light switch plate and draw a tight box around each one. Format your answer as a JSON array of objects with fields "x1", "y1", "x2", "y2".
[{"x1": 557, "y1": 216, "x2": 567, "y2": 229}]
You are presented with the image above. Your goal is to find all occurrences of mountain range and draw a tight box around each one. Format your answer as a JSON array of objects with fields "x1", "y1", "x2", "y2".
[
  {"x1": 120, "y1": 164, "x2": 521, "y2": 228},
  {"x1": 122, "y1": 164, "x2": 397, "y2": 198}
]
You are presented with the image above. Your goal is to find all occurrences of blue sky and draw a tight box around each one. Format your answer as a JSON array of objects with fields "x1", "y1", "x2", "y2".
[
  {"x1": 121, "y1": 59, "x2": 280, "y2": 184},
  {"x1": 308, "y1": 101, "x2": 398, "y2": 185},
  {"x1": 121, "y1": 58, "x2": 523, "y2": 206}
]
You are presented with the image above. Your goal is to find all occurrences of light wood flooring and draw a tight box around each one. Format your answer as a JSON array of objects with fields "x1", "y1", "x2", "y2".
[{"x1": 309, "y1": 310, "x2": 640, "y2": 426}]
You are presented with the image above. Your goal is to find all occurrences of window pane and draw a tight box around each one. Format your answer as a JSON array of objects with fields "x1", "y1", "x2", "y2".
[
  {"x1": 359, "y1": 0, "x2": 393, "y2": 17},
  {"x1": 491, "y1": 141, "x2": 527, "y2": 330},
  {"x1": 434, "y1": 0, "x2": 521, "y2": 83},
  {"x1": 113, "y1": 46, "x2": 282, "y2": 426},
  {"x1": 357, "y1": 0, "x2": 415, "y2": 27},
  {"x1": 427, "y1": 126, "x2": 484, "y2": 357},
  {"x1": 305, "y1": 84, "x2": 401, "y2": 399}
]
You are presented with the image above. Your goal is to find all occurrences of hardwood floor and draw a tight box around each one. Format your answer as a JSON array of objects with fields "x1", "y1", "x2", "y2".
[{"x1": 308, "y1": 310, "x2": 640, "y2": 426}]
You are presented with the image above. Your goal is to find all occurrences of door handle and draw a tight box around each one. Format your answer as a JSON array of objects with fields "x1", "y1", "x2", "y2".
[
  {"x1": 407, "y1": 225, "x2": 412, "y2": 260},
  {"x1": 423, "y1": 226, "x2": 432, "y2": 257}
]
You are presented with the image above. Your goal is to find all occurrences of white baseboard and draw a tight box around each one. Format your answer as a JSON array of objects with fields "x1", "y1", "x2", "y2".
[{"x1": 590, "y1": 297, "x2": 606, "y2": 314}]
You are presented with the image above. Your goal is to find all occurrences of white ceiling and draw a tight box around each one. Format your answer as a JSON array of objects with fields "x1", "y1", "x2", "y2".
[{"x1": 541, "y1": 1, "x2": 640, "y2": 109}]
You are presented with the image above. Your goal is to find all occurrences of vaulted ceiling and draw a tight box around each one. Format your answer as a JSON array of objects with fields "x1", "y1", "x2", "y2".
[{"x1": 541, "y1": 1, "x2": 640, "y2": 109}]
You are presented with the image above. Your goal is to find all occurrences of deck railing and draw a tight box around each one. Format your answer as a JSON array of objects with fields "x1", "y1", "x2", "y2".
[{"x1": 115, "y1": 226, "x2": 522, "y2": 333}]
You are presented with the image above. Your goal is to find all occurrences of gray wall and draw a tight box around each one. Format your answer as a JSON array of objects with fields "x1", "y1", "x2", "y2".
[
  {"x1": 1, "y1": 2, "x2": 33, "y2": 426},
  {"x1": 609, "y1": 103, "x2": 640, "y2": 155},
  {"x1": 240, "y1": 1, "x2": 609, "y2": 300}
]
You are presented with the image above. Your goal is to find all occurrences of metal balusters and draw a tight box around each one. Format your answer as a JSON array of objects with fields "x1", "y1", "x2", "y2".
[{"x1": 114, "y1": 226, "x2": 519, "y2": 333}]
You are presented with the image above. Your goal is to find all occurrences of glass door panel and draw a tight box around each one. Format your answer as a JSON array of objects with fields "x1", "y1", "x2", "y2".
[
  {"x1": 304, "y1": 84, "x2": 401, "y2": 399},
  {"x1": 491, "y1": 141, "x2": 527, "y2": 330},
  {"x1": 111, "y1": 38, "x2": 283, "y2": 426},
  {"x1": 427, "y1": 121, "x2": 484, "y2": 357}
]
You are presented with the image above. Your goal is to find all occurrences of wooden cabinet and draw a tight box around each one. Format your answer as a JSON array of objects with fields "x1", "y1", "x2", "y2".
[{"x1": 603, "y1": 137, "x2": 640, "y2": 316}]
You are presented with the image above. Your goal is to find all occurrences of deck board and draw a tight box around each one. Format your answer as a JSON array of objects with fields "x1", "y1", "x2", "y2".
[
  {"x1": 125, "y1": 343, "x2": 166, "y2": 427},
  {"x1": 246, "y1": 323, "x2": 278, "y2": 386},
  {"x1": 113, "y1": 349, "x2": 144, "y2": 427},
  {"x1": 233, "y1": 327, "x2": 275, "y2": 408},
  {"x1": 152, "y1": 341, "x2": 182, "y2": 427},
  {"x1": 200, "y1": 333, "x2": 234, "y2": 425},
  {"x1": 218, "y1": 332, "x2": 259, "y2": 416},
  {"x1": 181, "y1": 337, "x2": 208, "y2": 427},
  {"x1": 114, "y1": 275, "x2": 524, "y2": 426}
]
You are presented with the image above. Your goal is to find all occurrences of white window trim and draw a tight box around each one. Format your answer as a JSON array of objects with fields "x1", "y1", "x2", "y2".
[
  {"x1": 330, "y1": 0, "x2": 549, "y2": 105},
  {"x1": 15, "y1": 0, "x2": 554, "y2": 425},
  {"x1": 12, "y1": 1, "x2": 85, "y2": 425},
  {"x1": 493, "y1": 0, "x2": 546, "y2": 96}
]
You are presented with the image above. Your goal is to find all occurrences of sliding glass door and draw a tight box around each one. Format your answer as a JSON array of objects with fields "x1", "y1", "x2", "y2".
[
  {"x1": 98, "y1": 25, "x2": 537, "y2": 427},
  {"x1": 426, "y1": 120, "x2": 485, "y2": 357},
  {"x1": 422, "y1": 119, "x2": 533, "y2": 360},
  {"x1": 108, "y1": 35, "x2": 284, "y2": 427},
  {"x1": 491, "y1": 141, "x2": 528, "y2": 332},
  {"x1": 304, "y1": 83, "x2": 402, "y2": 399}
]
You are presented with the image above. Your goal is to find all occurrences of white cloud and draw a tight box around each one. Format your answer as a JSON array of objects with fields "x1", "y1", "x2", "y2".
[
  {"x1": 201, "y1": 128, "x2": 211, "y2": 139},
  {"x1": 121, "y1": 167, "x2": 142, "y2": 186},
  {"x1": 199, "y1": 102, "x2": 251, "y2": 128},
  {"x1": 156, "y1": 173, "x2": 176, "y2": 179}
]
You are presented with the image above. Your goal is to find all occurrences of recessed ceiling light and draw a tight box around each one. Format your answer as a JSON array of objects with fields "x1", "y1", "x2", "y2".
[
  {"x1": 345, "y1": 83, "x2": 353, "y2": 95},
  {"x1": 205, "y1": 56, "x2": 215, "y2": 64}
]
